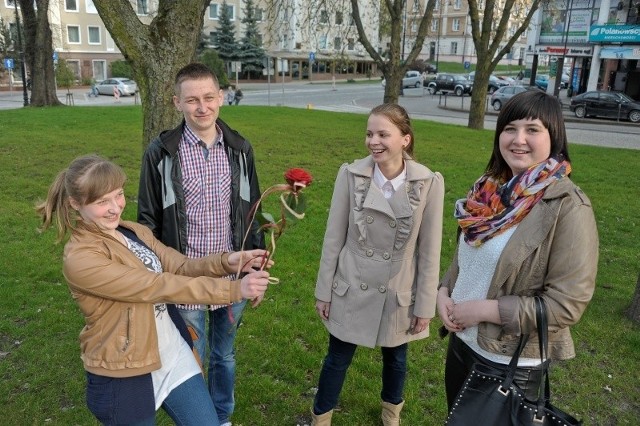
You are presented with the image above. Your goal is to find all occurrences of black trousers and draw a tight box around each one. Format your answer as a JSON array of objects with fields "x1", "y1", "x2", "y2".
[{"x1": 444, "y1": 333, "x2": 544, "y2": 410}]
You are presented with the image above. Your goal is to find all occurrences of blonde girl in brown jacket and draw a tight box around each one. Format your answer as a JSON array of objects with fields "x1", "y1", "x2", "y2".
[{"x1": 37, "y1": 155, "x2": 272, "y2": 425}]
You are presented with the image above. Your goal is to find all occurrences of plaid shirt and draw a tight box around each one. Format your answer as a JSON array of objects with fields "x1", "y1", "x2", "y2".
[{"x1": 177, "y1": 124, "x2": 235, "y2": 311}]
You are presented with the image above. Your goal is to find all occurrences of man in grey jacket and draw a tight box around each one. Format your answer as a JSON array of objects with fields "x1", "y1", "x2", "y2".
[{"x1": 137, "y1": 63, "x2": 264, "y2": 426}]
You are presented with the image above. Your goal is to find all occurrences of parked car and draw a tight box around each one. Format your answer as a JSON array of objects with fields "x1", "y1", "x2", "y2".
[
  {"x1": 381, "y1": 70, "x2": 423, "y2": 88},
  {"x1": 427, "y1": 73, "x2": 473, "y2": 96},
  {"x1": 570, "y1": 91, "x2": 640, "y2": 123},
  {"x1": 496, "y1": 75, "x2": 516, "y2": 85},
  {"x1": 425, "y1": 63, "x2": 438, "y2": 74},
  {"x1": 490, "y1": 85, "x2": 542, "y2": 111},
  {"x1": 534, "y1": 74, "x2": 549, "y2": 90},
  {"x1": 95, "y1": 78, "x2": 138, "y2": 96},
  {"x1": 467, "y1": 71, "x2": 509, "y2": 94}
]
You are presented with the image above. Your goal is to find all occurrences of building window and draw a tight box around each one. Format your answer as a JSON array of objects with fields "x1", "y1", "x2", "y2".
[
  {"x1": 347, "y1": 38, "x2": 355, "y2": 50},
  {"x1": 88, "y1": 26, "x2": 101, "y2": 44},
  {"x1": 209, "y1": 3, "x2": 218, "y2": 18},
  {"x1": 319, "y1": 35, "x2": 327, "y2": 49},
  {"x1": 412, "y1": 1, "x2": 420, "y2": 13},
  {"x1": 281, "y1": 34, "x2": 288, "y2": 50},
  {"x1": 67, "y1": 60, "x2": 80, "y2": 79},
  {"x1": 209, "y1": 31, "x2": 218, "y2": 45},
  {"x1": 256, "y1": 33, "x2": 263, "y2": 46},
  {"x1": 335, "y1": 11, "x2": 343, "y2": 25},
  {"x1": 334, "y1": 37, "x2": 341, "y2": 50},
  {"x1": 320, "y1": 10, "x2": 329, "y2": 24},
  {"x1": 255, "y1": 8, "x2": 263, "y2": 21},
  {"x1": 67, "y1": 25, "x2": 80, "y2": 44},
  {"x1": 92, "y1": 60, "x2": 106, "y2": 81},
  {"x1": 411, "y1": 21, "x2": 418, "y2": 32},
  {"x1": 65, "y1": 0, "x2": 77, "y2": 11},
  {"x1": 451, "y1": 42, "x2": 458, "y2": 55},
  {"x1": 454, "y1": 0, "x2": 461, "y2": 10},
  {"x1": 86, "y1": 0, "x2": 98, "y2": 13},
  {"x1": 453, "y1": 18, "x2": 460, "y2": 31},
  {"x1": 431, "y1": 20, "x2": 438, "y2": 32},
  {"x1": 137, "y1": 0, "x2": 148, "y2": 15},
  {"x1": 209, "y1": 3, "x2": 234, "y2": 20}
]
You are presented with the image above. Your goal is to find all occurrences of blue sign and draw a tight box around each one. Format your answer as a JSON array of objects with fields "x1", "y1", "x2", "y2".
[
  {"x1": 4, "y1": 58, "x2": 14, "y2": 69},
  {"x1": 589, "y1": 25, "x2": 640, "y2": 43},
  {"x1": 464, "y1": 61, "x2": 470, "y2": 69},
  {"x1": 309, "y1": 52, "x2": 315, "y2": 62},
  {"x1": 53, "y1": 51, "x2": 58, "y2": 61}
]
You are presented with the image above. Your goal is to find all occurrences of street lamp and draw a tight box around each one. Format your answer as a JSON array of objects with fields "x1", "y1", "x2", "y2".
[{"x1": 13, "y1": 0, "x2": 29, "y2": 106}]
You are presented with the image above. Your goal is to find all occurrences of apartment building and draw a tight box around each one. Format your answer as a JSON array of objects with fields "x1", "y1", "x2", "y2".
[
  {"x1": 404, "y1": 0, "x2": 528, "y2": 68},
  {"x1": 1, "y1": 0, "x2": 379, "y2": 84}
]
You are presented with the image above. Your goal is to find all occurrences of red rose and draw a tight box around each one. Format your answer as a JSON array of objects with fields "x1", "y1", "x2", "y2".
[{"x1": 284, "y1": 168, "x2": 313, "y2": 188}]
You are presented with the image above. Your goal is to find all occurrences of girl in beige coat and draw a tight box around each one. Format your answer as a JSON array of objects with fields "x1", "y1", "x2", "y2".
[{"x1": 312, "y1": 104, "x2": 445, "y2": 425}]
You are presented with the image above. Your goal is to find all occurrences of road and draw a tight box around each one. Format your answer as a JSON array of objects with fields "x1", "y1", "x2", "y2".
[{"x1": 1, "y1": 81, "x2": 638, "y2": 150}]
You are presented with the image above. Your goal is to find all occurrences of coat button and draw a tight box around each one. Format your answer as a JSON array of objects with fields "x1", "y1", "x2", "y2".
[
  {"x1": 332, "y1": 282, "x2": 338, "y2": 289},
  {"x1": 378, "y1": 285, "x2": 387, "y2": 293},
  {"x1": 360, "y1": 283, "x2": 368, "y2": 290},
  {"x1": 389, "y1": 220, "x2": 396, "y2": 228},
  {"x1": 382, "y1": 252, "x2": 390, "y2": 260},
  {"x1": 366, "y1": 249, "x2": 374, "y2": 257},
  {"x1": 366, "y1": 215, "x2": 374, "y2": 224}
]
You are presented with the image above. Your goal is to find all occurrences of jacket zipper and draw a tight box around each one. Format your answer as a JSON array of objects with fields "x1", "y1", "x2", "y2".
[{"x1": 122, "y1": 307, "x2": 131, "y2": 351}]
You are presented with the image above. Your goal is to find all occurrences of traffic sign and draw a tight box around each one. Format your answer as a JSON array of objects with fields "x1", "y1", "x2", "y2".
[
  {"x1": 4, "y1": 58, "x2": 14, "y2": 69},
  {"x1": 464, "y1": 61, "x2": 470, "y2": 69},
  {"x1": 309, "y1": 52, "x2": 315, "y2": 63}
]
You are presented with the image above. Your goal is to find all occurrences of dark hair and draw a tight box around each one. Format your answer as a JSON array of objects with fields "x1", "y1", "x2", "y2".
[
  {"x1": 174, "y1": 62, "x2": 220, "y2": 95},
  {"x1": 486, "y1": 90, "x2": 570, "y2": 179},
  {"x1": 369, "y1": 103, "x2": 415, "y2": 157},
  {"x1": 36, "y1": 155, "x2": 126, "y2": 241}
]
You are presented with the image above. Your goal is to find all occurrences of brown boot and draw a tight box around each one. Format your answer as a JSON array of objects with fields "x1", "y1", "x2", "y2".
[
  {"x1": 310, "y1": 408, "x2": 333, "y2": 426},
  {"x1": 381, "y1": 400, "x2": 404, "y2": 426}
]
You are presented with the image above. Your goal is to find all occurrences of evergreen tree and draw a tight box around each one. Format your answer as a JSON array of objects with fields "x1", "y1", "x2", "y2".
[
  {"x1": 215, "y1": 0, "x2": 238, "y2": 63},
  {"x1": 237, "y1": 0, "x2": 265, "y2": 79}
]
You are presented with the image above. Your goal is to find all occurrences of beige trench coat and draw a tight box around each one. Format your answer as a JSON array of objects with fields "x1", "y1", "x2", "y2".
[{"x1": 315, "y1": 155, "x2": 444, "y2": 348}]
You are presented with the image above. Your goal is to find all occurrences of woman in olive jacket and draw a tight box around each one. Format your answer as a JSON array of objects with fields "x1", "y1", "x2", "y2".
[
  {"x1": 312, "y1": 104, "x2": 444, "y2": 425},
  {"x1": 37, "y1": 155, "x2": 272, "y2": 425},
  {"x1": 437, "y1": 90, "x2": 599, "y2": 411}
]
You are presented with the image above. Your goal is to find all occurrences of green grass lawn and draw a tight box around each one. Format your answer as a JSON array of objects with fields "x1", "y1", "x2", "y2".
[{"x1": 0, "y1": 105, "x2": 638, "y2": 425}]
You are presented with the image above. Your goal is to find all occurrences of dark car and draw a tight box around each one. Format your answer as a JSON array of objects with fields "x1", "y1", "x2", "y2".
[
  {"x1": 490, "y1": 85, "x2": 541, "y2": 111},
  {"x1": 468, "y1": 71, "x2": 509, "y2": 94},
  {"x1": 570, "y1": 91, "x2": 640, "y2": 123},
  {"x1": 427, "y1": 73, "x2": 473, "y2": 96},
  {"x1": 425, "y1": 63, "x2": 438, "y2": 74}
]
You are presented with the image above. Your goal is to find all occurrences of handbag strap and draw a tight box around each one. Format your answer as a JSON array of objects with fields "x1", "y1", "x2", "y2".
[{"x1": 534, "y1": 296, "x2": 554, "y2": 417}]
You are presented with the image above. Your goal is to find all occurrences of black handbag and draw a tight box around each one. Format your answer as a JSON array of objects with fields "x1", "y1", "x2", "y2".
[{"x1": 445, "y1": 297, "x2": 582, "y2": 425}]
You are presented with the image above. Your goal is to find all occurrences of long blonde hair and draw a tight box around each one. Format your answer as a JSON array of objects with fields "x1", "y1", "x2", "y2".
[{"x1": 36, "y1": 155, "x2": 127, "y2": 241}]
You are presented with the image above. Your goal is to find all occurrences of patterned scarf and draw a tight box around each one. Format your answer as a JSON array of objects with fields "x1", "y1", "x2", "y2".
[{"x1": 454, "y1": 158, "x2": 571, "y2": 246}]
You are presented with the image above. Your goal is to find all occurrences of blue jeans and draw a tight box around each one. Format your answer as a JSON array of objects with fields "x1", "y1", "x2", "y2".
[
  {"x1": 313, "y1": 334, "x2": 407, "y2": 415},
  {"x1": 86, "y1": 373, "x2": 217, "y2": 426},
  {"x1": 162, "y1": 373, "x2": 219, "y2": 426},
  {"x1": 179, "y1": 300, "x2": 247, "y2": 424}
]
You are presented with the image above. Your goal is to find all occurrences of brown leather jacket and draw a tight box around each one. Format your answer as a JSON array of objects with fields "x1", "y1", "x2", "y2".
[
  {"x1": 63, "y1": 220, "x2": 243, "y2": 377},
  {"x1": 440, "y1": 177, "x2": 599, "y2": 360}
]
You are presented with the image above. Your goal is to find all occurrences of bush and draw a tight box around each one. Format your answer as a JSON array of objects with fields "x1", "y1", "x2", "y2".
[
  {"x1": 55, "y1": 59, "x2": 76, "y2": 92},
  {"x1": 110, "y1": 60, "x2": 133, "y2": 79},
  {"x1": 198, "y1": 49, "x2": 229, "y2": 88}
]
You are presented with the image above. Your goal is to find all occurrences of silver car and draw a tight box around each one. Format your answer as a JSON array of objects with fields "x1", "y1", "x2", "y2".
[
  {"x1": 95, "y1": 78, "x2": 138, "y2": 96},
  {"x1": 490, "y1": 85, "x2": 541, "y2": 111},
  {"x1": 381, "y1": 70, "x2": 423, "y2": 88}
]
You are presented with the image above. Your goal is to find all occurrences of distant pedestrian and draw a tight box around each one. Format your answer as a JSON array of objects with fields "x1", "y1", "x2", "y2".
[
  {"x1": 234, "y1": 88, "x2": 243, "y2": 105},
  {"x1": 225, "y1": 86, "x2": 235, "y2": 105}
]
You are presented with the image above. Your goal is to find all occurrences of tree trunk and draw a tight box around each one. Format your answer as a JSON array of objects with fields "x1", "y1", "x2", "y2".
[
  {"x1": 18, "y1": 0, "x2": 62, "y2": 106},
  {"x1": 627, "y1": 272, "x2": 640, "y2": 324},
  {"x1": 92, "y1": 0, "x2": 211, "y2": 148}
]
